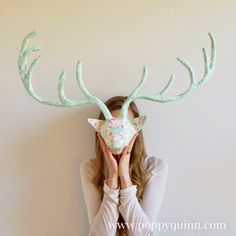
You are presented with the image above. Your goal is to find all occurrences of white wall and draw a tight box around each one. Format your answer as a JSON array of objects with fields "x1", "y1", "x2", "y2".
[{"x1": 0, "y1": 0, "x2": 235, "y2": 235}]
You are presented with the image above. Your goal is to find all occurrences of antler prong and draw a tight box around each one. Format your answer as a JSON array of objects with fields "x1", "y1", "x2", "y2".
[
  {"x1": 20, "y1": 46, "x2": 42, "y2": 75},
  {"x1": 208, "y1": 32, "x2": 216, "y2": 69},
  {"x1": 176, "y1": 57, "x2": 196, "y2": 84},
  {"x1": 128, "y1": 66, "x2": 148, "y2": 99},
  {"x1": 25, "y1": 55, "x2": 42, "y2": 89},
  {"x1": 19, "y1": 31, "x2": 39, "y2": 55},
  {"x1": 157, "y1": 74, "x2": 175, "y2": 96},
  {"x1": 202, "y1": 47, "x2": 209, "y2": 76},
  {"x1": 119, "y1": 66, "x2": 148, "y2": 118},
  {"x1": 76, "y1": 60, "x2": 113, "y2": 118},
  {"x1": 58, "y1": 70, "x2": 68, "y2": 103}
]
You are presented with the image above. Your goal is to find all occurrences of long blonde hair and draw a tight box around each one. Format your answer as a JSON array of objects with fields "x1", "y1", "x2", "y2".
[{"x1": 90, "y1": 95, "x2": 150, "y2": 236}]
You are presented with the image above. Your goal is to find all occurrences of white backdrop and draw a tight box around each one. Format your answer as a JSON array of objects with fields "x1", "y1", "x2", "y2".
[{"x1": 0, "y1": 1, "x2": 235, "y2": 235}]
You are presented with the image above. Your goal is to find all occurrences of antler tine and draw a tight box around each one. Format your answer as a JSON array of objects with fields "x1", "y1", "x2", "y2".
[
  {"x1": 120, "y1": 32, "x2": 216, "y2": 118},
  {"x1": 76, "y1": 61, "x2": 112, "y2": 119},
  {"x1": 119, "y1": 66, "x2": 148, "y2": 119},
  {"x1": 18, "y1": 31, "x2": 113, "y2": 119}
]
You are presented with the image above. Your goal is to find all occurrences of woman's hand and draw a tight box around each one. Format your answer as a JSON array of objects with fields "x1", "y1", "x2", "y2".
[
  {"x1": 118, "y1": 133, "x2": 139, "y2": 189},
  {"x1": 97, "y1": 133, "x2": 119, "y2": 189}
]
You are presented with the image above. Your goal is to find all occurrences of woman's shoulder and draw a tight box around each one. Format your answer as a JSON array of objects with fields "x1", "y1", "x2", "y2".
[
  {"x1": 144, "y1": 155, "x2": 168, "y2": 176},
  {"x1": 80, "y1": 159, "x2": 94, "y2": 179},
  {"x1": 80, "y1": 158, "x2": 92, "y2": 169}
]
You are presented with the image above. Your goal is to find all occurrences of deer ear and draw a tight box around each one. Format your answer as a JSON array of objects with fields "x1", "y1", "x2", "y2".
[
  {"x1": 87, "y1": 118, "x2": 105, "y2": 132},
  {"x1": 131, "y1": 115, "x2": 147, "y2": 132}
]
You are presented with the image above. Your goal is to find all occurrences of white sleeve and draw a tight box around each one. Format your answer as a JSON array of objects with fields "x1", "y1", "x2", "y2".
[
  {"x1": 80, "y1": 159, "x2": 120, "y2": 236},
  {"x1": 118, "y1": 158, "x2": 168, "y2": 236}
]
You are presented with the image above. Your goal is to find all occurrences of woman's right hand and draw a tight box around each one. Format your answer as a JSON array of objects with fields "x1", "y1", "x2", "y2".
[{"x1": 97, "y1": 133, "x2": 119, "y2": 189}]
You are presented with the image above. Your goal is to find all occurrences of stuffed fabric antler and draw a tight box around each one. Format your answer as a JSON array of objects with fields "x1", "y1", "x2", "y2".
[
  {"x1": 18, "y1": 31, "x2": 216, "y2": 155},
  {"x1": 119, "y1": 32, "x2": 216, "y2": 119},
  {"x1": 18, "y1": 31, "x2": 112, "y2": 119}
]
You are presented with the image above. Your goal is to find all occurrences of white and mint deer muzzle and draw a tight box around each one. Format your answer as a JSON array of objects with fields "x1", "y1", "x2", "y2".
[{"x1": 88, "y1": 116, "x2": 146, "y2": 154}]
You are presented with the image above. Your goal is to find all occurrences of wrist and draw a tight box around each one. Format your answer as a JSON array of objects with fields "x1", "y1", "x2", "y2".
[
  {"x1": 119, "y1": 174, "x2": 131, "y2": 182},
  {"x1": 109, "y1": 173, "x2": 118, "y2": 179},
  {"x1": 120, "y1": 175, "x2": 132, "y2": 189},
  {"x1": 107, "y1": 175, "x2": 119, "y2": 189}
]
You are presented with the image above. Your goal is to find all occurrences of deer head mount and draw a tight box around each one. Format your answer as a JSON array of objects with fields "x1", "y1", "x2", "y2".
[{"x1": 18, "y1": 31, "x2": 216, "y2": 155}]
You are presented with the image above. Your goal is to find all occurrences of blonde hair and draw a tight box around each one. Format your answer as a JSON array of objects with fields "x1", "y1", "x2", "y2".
[{"x1": 90, "y1": 95, "x2": 150, "y2": 236}]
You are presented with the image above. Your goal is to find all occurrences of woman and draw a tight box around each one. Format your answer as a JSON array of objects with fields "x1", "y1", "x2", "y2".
[{"x1": 80, "y1": 95, "x2": 168, "y2": 236}]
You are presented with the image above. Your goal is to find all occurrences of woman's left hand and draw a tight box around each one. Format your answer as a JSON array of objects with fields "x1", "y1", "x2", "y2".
[{"x1": 118, "y1": 133, "x2": 139, "y2": 189}]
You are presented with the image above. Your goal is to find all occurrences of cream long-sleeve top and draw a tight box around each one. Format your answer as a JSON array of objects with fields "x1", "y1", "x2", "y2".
[{"x1": 80, "y1": 155, "x2": 168, "y2": 236}]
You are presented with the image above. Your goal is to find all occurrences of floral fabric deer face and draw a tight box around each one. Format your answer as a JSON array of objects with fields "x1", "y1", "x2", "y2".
[
  {"x1": 18, "y1": 31, "x2": 216, "y2": 155},
  {"x1": 88, "y1": 116, "x2": 146, "y2": 154}
]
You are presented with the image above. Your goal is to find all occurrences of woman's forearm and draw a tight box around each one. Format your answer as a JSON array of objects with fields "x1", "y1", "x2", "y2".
[
  {"x1": 120, "y1": 175, "x2": 133, "y2": 189},
  {"x1": 107, "y1": 175, "x2": 119, "y2": 189}
]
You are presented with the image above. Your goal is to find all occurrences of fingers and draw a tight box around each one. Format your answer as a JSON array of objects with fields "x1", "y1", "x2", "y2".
[
  {"x1": 128, "y1": 133, "x2": 139, "y2": 150},
  {"x1": 98, "y1": 132, "x2": 139, "y2": 161},
  {"x1": 120, "y1": 146, "x2": 128, "y2": 157},
  {"x1": 97, "y1": 133, "x2": 106, "y2": 153},
  {"x1": 121, "y1": 133, "x2": 139, "y2": 159},
  {"x1": 97, "y1": 133, "x2": 113, "y2": 160}
]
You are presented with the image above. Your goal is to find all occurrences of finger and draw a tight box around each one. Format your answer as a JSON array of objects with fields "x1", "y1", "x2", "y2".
[
  {"x1": 105, "y1": 145, "x2": 113, "y2": 157},
  {"x1": 122, "y1": 133, "x2": 138, "y2": 158},
  {"x1": 128, "y1": 133, "x2": 139, "y2": 149},
  {"x1": 98, "y1": 133, "x2": 106, "y2": 149},
  {"x1": 120, "y1": 145, "x2": 130, "y2": 160},
  {"x1": 99, "y1": 134, "x2": 110, "y2": 152},
  {"x1": 123, "y1": 145, "x2": 129, "y2": 153},
  {"x1": 98, "y1": 134, "x2": 107, "y2": 154},
  {"x1": 99, "y1": 134, "x2": 114, "y2": 159},
  {"x1": 97, "y1": 133, "x2": 103, "y2": 147}
]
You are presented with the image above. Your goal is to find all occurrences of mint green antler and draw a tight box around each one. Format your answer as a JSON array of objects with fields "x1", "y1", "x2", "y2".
[
  {"x1": 120, "y1": 32, "x2": 216, "y2": 119},
  {"x1": 18, "y1": 31, "x2": 112, "y2": 119}
]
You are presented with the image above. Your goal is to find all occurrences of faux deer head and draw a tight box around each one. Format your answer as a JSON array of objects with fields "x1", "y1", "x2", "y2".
[{"x1": 18, "y1": 31, "x2": 216, "y2": 154}]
